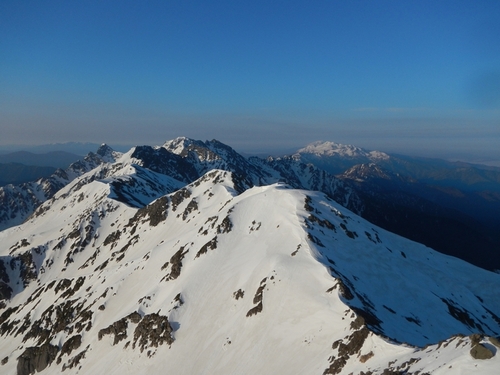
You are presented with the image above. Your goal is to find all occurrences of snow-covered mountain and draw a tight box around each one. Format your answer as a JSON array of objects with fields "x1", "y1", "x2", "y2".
[
  {"x1": 0, "y1": 137, "x2": 499, "y2": 374},
  {"x1": 294, "y1": 141, "x2": 500, "y2": 192},
  {"x1": 295, "y1": 141, "x2": 390, "y2": 160},
  {"x1": 293, "y1": 141, "x2": 390, "y2": 176},
  {"x1": 293, "y1": 141, "x2": 500, "y2": 271},
  {"x1": 0, "y1": 138, "x2": 362, "y2": 233},
  {"x1": 0, "y1": 145, "x2": 121, "y2": 231}
]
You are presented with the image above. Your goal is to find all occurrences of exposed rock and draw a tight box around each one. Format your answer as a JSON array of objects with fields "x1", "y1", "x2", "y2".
[
  {"x1": 54, "y1": 279, "x2": 72, "y2": 294},
  {"x1": 253, "y1": 285, "x2": 266, "y2": 304},
  {"x1": 195, "y1": 237, "x2": 218, "y2": 259},
  {"x1": 57, "y1": 335, "x2": 82, "y2": 364},
  {"x1": 61, "y1": 346, "x2": 89, "y2": 372},
  {"x1": 470, "y1": 333, "x2": 483, "y2": 346},
  {"x1": 359, "y1": 351, "x2": 374, "y2": 363},
  {"x1": 60, "y1": 276, "x2": 85, "y2": 299},
  {"x1": 168, "y1": 246, "x2": 189, "y2": 280},
  {"x1": 103, "y1": 230, "x2": 121, "y2": 247},
  {"x1": 340, "y1": 222, "x2": 357, "y2": 239},
  {"x1": 127, "y1": 311, "x2": 142, "y2": 324},
  {"x1": 308, "y1": 233, "x2": 325, "y2": 247},
  {"x1": 172, "y1": 293, "x2": 184, "y2": 308},
  {"x1": 17, "y1": 343, "x2": 59, "y2": 375},
  {"x1": 0, "y1": 307, "x2": 19, "y2": 335},
  {"x1": 97, "y1": 312, "x2": 143, "y2": 346},
  {"x1": 325, "y1": 321, "x2": 370, "y2": 374},
  {"x1": 233, "y1": 289, "x2": 244, "y2": 300},
  {"x1": 336, "y1": 279, "x2": 354, "y2": 300},
  {"x1": 170, "y1": 189, "x2": 191, "y2": 212},
  {"x1": 129, "y1": 145, "x2": 196, "y2": 182},
  {"x1": 133, "y1": 313, "x2": 174, "y2": 352},
  {"x1": 136, "y1": 196, "x2": 169, "y2": 226},
  {"x1": 307, "y1": 214, "x2": 336, "y2": 231},
  {"x1": 98, "y1": 317, "x2": 129, "y2": 345},
  {"x1": 246, "y1": 302, "x2": 263, "y2": 317},
  {"x1": 181, "y1": 198, "x2": 198, "y2": 221},
  {"x1": 380, "y1": 369, "x2": 405, "y2": 375},
  {"x1": 470, "y1": 343, "x2": 495, "y2": 359},
  {"x1": 74, "y1": 308, "x2": 93, "y2": 333},
  {"x1": 247, "y1": 278, "x2": 267, "y2": 317},
  {"x1": 22, "y1": 299, "x2": 84, "y2": 345},
  {"x1": 350, "y1": 315, "x2": 365, "y2": 330},
  {"x1": 304, "y1": 195, "x2": 314, "y2": 212},
  {"x1": 217, "y1": 215, "x2": 233, "y2": 234},
  {"x1": 337, "y1": 327, "x2": 370, "y2": 357}
]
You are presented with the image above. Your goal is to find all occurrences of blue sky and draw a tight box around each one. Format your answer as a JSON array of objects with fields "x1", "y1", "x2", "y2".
[{"x1": 1, "y1": 1, "x2": 499, "y2": 161}]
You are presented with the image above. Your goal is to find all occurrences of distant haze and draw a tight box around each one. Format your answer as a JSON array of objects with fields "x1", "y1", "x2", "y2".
[{"x1": 1, "y1": 1, "x2": 499, "y2": 165}]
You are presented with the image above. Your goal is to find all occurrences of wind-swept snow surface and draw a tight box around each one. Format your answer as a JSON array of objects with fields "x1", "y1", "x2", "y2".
[{"x1": 0, "y1": 141, "x2": 499, "y2": 375}]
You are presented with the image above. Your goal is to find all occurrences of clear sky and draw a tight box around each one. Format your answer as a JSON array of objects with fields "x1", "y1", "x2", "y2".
[{"x1": 1, "y1": 1, "x2": 499, "y2": 161}]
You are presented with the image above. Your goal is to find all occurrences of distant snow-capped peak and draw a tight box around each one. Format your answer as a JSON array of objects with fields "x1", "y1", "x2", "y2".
[
  {"x1": 96, "y1": 143, "x2": 122, "y2": 163},
  {"x1": 1, "y1": 136, "x2": 500, "y2": 375},
  {"x1": 295, "y1": 141, "x2": 390, "y2": 160},
  {"x1": 162, "y1": 136, "x2": 197, "y2": 155},
  {"x1": 1, "y1": 162, "x2": 499, "y2": 375}
]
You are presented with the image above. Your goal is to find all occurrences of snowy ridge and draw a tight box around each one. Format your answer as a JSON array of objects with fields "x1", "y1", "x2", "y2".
[
  {"x1": 292, "y1": 141, "x2": 500, "y2": 273},
  {"x1": 251, "y1": 156, "x2": 362, "y2": 213},
  {"x1": 163, "y1": 137, "x2": 270, "y2": 186},
  {"x1": 95, "y1": 144, "x2": 121, "y2": 164},
  {"x1": 0, "y1": 138, "x2": 361, "y2": 234},
  {"x1": 161, "y1": 137, "x2": 362, "y2": 211},
  {"x1": 0, "y1": 156, "x2": 499, "y2": 374},
  {"x1": 0, "y1": 147, "x2": 121, "y2": 231}
]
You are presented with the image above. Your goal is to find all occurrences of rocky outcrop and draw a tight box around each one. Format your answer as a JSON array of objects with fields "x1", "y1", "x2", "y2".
[
  {"x1": 133, "y1": 313, "x2": 174, "y2": 352},
  {"x1": 470, "y1": 343, "x2": 495, "y2": 360},
  {"x1": 17, "y1": 343, "x2": 58, "y2": 375}
]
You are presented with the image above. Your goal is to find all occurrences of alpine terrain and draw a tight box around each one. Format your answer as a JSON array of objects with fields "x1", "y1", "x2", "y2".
[
  {"x1": 0, "y1": 137, "x2": 499, "y2": 375},
  {"x1": 292, "y1": 141, "x2": 500, "y2": 271}
]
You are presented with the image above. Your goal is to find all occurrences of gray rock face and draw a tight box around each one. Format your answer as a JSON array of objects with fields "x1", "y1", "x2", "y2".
[
  {"x1": 470, "y1": 343, "x2": 495, "y2": 360},
  {"x1": 17, "y1": 343, "x2": 59, "y2": 375},
  {"x1": 133, "y1": 313, "x2": 174, "y2": 352}
]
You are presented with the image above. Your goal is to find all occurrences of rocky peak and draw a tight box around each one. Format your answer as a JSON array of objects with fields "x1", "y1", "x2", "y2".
[
  {"x1": 163, "y1": 137, "x2": 207, "y2": 157},
  {"x1": 129, "y1": 146, "x2": 198, "y2": 183},
  {"x1": 96, "y1": 144, "x2": 114, "y2": 157}
]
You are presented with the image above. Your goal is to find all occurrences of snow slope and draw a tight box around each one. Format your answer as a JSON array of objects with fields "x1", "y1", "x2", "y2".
[
  {"x1": 0, "y1": 145, "x2": 122, "y2": 231},
  {"x1": 1, "y1": 159, "x2": 499, "y2": 374}
]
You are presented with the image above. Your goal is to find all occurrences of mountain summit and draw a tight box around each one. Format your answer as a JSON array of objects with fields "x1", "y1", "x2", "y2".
[
  {"x1": 296, "y1": 141, "x2": 390, "y2": 160},
  {"x1": 0, "y1": 138, "x2": 499, "y2": 375}
]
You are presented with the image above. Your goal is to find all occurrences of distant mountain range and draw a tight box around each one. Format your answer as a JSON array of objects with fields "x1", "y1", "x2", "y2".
[
  {"x1": 291, "y1": 141, "x2": 500, "y2": 270},
  {"x1": 1, "y1": 139, "x2": 499, "y2": 271},
  {"x1": 294, "y1": 141, "x2": 500, "y2": 191},
  {"x1": 0, "y1": 149, "x2": 128, "y2": 187},
  {"x1": 0, "y1": 151, "x2": 84, "y2": 187},
  {"x1": 0, "y1": 142, "x2": 136, "y2": 157},
  {"x1": 0, "y1": 151, "x2": 81, "y2": 169},
  {"x1": 0, "y1": 142, "x2": 101, "y2": 156},
  {"x1": 0, "y1": 164, "x2": 56, "y2": 187},
  {"x1": 0, "y1": 137, "x2": 499, "y2": 375}
]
